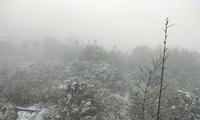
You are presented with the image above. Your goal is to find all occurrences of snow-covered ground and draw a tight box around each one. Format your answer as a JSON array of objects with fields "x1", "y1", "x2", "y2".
[{"x1": 17, "y1": 105, "x2": 47, "y2": 120}]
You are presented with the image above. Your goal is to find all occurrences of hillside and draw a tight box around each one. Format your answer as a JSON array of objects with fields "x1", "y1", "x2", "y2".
[{"x1": 0, "y1": 39, "x2": 200, "y2": 119}]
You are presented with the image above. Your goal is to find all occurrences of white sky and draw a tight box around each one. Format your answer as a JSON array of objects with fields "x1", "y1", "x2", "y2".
[{"x1": 0, "y1": 0, "x2": 200, "y2": 51}]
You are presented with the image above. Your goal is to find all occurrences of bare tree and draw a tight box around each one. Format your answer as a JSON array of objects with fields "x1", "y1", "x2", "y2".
[
  {"x1": 156, "y1": 17, "x2": 174, "y2": 120},
  {"x1": 138, "y1": 57, "x2": 162, "y2": 120},
  {"x1": 130, "y1": 17, "x2": 174, "y2": 120}
]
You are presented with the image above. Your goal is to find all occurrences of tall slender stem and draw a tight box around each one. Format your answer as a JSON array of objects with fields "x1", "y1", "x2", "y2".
[{"x1": 157, "y1": 17, "x2": 174, "y2": 120}]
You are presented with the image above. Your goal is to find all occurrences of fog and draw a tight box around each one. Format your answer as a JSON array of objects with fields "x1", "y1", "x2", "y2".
[
  {"x1": 0, "y1": 0, "x2": 200, "y2": 51},
  {"x1": 1, "y1": 1, "x2": 200, "y2": 119}
]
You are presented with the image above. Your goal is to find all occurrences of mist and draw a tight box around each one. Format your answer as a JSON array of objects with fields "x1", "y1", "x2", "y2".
[
  {"x1": 1, "y1": 1, "x2": 200, "y2": 119},
  {"x1": 0, "y1": 0, "x2": 200, "y2": 51}
]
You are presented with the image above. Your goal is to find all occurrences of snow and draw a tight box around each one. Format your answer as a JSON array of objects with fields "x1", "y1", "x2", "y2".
[
  {"x1": 34, "y1": 108, "x2": 48, "y2": 120},
  {"x1": 17, "y1": 105, "x2": 47, "y2": 120},
  {"x1": 177, "y1": 90, "x2": 192, "y2": 98},
  {"x1": 17, "y1": 111, "x2": 37, "y2": 120}
]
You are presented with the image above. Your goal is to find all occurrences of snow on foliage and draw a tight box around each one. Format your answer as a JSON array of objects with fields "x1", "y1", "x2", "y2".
[{"x1": 178, "y1": 90, "x2": 193, "y2": 98}]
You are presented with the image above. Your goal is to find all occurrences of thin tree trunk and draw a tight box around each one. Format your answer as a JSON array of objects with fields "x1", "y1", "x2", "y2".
[{"x1": 156, "y1": 17, "x2": 174, "y2": 120}]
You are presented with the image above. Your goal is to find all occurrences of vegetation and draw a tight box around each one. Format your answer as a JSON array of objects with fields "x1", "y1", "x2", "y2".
[{"x1": 0, "y1": 22, "x2": 200, "y2": 119}]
